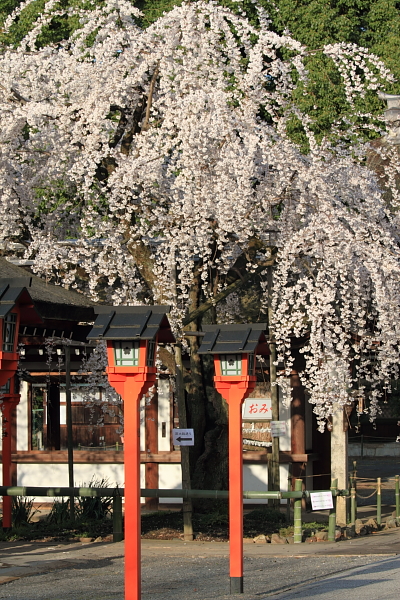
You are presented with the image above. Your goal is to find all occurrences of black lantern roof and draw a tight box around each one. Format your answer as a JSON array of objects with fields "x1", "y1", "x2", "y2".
[
  {"x1": 0, "y1": 277, "x2": 41, "y2": 322},
  {"x1": 197, "y1": 323, "x2": 267, "y2": 355},
  {"x1": 87, "y1": 305, "x2": 175, "y2": 343},
  {"x1": 0, "y1": 258, "x2": 96, "y2": 325}
]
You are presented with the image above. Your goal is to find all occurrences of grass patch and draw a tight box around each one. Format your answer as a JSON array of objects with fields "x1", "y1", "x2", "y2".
[
  {"x1": 0, "y1": 503, "x2": 328, "y2": 543},
  {"x1": 0, "y1": 516, "x2": 114, "y2": 542},
  {"x1": 141, "y1": 506, "x2": 289, "y2": 540}
]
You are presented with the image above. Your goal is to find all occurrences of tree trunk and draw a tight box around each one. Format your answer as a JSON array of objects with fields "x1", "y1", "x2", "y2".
[{"x1": 184, "y1": 273, "x2": 229, "y2": 499}]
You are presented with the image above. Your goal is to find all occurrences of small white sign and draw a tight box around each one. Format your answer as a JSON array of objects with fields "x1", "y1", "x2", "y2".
[
  {"x1": 242, "y1": 398, "x2": 272, "y2": 421},
  {"x1": 270, "y1": 421, "x2": 286, "y2": 437},
  {"x1": 310, "y1": 491, "x2": 334, "y2": 511},
  {"x1": 173, "y1": 428, "x2": 194, "y2": 446}
]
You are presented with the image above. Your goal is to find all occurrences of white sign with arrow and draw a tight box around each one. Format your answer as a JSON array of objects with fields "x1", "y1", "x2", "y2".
[{"x1": 173, "y1": 428, "x2": 194, "y2": 446}]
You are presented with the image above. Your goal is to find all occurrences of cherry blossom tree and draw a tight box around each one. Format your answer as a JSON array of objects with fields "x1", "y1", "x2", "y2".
[{"x1": 1, "y1": 0, "x2": 400, "y2": 472}]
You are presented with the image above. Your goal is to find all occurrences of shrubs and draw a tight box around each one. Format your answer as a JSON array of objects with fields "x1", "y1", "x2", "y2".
[
  {"x1": 1, "y1": 478, "x2": 116, "y2": 541},
  {"x1": 12, "y1": 496, "x2": 39, "y2": 527},
  {"x1": 76, "y1": 478, "x2": 113, "y2": 520}
]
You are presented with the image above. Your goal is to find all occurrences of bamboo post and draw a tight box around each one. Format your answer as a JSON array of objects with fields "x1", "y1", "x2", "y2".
[
  {"x1": 286, "y1": 463, "x2": 292, "y2": 522},
  {"x1": 293, "y1": 479, "x2": 302, "y2": 543},
  {"x1": 113, "y1": 494, "x2": 123, "y2": 542},
  {"x1": 395, "y1": 475, "x2": 400, "y2": 519},
  {"x1": 350, "y1": 477, "x2": 357, "y2": 525},
  {"x1": 328, "y1": 478, "x2": 338, "y2": 542},
  {"x1": 377, "y1": 477, "x2": 382, "y2": 525}
]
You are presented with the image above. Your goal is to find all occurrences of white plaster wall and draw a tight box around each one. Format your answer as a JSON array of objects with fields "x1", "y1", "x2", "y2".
[
  {"x1": 243, "y1": 463, "x2": 290, "y2": 504},
  {"x1": 16, "y1": 462, "x2": 124, "y2": 502},
  {"x1": 158, "y1": 463, "x2": 182, "y2": 504},
  {"x1": 278, "y1": 391, "x2": 291, "y2": 452},
  {"x1": 16, "y1": 381, "x2": 29, "y2": 451},
  {"x1": 140, "y1": 396, "x2": 146, "y2": 452},
  {"x1": 158, "y1": 379, "x2": 171, "y2": 452},
  {"x1": 59, "y1": 405, "x2": 66, "y2": 426}
]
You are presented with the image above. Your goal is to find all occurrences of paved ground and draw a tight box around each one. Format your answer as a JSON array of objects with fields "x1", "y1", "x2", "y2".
[
  {"x1": 265, "y1": 557, "x2": 400, "y2": 600},
  {"x1": 1, "y1": 527, "x2": 400, "y2": 600},
  {"x1": 0, "y1": 457, "x2": 398, "y2": 599}
]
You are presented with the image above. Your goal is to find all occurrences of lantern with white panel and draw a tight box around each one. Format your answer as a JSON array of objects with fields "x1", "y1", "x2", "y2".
[
  {"x1": 198, "y1": 324, "x2": 268, "y2": 595},
  {"x1": 87, "y1": 306, "x2": 174, "y2": 600}
]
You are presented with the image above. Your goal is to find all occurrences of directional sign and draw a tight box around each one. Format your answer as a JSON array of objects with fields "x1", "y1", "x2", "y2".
[{"x1": 173, "y1": 428, "x2": 194, "y2": 446}]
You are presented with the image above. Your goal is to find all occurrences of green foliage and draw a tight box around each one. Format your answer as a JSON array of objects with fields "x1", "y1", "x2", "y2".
[
  {"x1": 1, "y1": 0, "x2": 398, "y2": 141},
  {"x1": 141, "y1": 505, "x2": 288, "y2": 539},
  {"x1": 279, "y1": 521, "x2": 327, "y2": 538},
  {"x1": 0, "y1": 0, "x2": 111, "y2": 48},
  {"x1": 195, "y1": 502, "x2": 228, "y2": 527},
  {"x1": 45, "y1": 497, "x2": 72, "y2": 525},
  {"x1": 244, "y1": 506, "x2": 287, "y2": 527},
  {"x1": 134, "y1": 0, "x2": 400, "y2": 140},
  {"x1": 11, "y1": 496, "x2": 39, "y2": 527},
  {"x1": 76, "y1": 477, "x2": 113, "y2": 520}
]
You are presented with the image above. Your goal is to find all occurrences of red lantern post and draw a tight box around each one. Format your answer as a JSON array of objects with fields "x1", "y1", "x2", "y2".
[
  {"x1": 87, "y1": 306, "x2": 174, "y2": 600},
  {"x1": 1, "y1": 379, "x2": 19, "y2": 529},
  {"x1": 0, "y1": 279, "x2": 39, "y2": 530},
  {"x1": 198, "y1": 324, "x2": 267, "y2": 594}
]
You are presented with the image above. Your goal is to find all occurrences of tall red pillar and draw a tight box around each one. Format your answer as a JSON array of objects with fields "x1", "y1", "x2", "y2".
[{"x1": 1, "y1": 378, "x2": 20, "y2": 529}]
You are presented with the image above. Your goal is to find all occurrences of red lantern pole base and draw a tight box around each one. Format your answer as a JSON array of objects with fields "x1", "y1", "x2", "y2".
[
  {"x1": 106, "y1": 370, "x2": 156, "y2": 600},
  {"x1": 215, "y1": 379, "x2": 256, "y2": 595},
  {"x1": 1, "y1": 393, "x2": 20, "y2": 530}
]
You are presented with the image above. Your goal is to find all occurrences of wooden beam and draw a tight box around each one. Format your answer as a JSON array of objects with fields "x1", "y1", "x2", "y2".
[
  {"x1": 243, "y1": 451, "x2": 319, "y2": 463},
  {"x1": 7, "y1": 450, "x2": 181, "y2": 464}
]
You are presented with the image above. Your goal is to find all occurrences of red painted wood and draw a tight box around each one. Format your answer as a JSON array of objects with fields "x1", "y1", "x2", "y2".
[
  {"x1": 1, "y1": 388, "x2": 20, "y2": 528},
  {"x1": 214, "y1": 373, "x2": 256, "y2": 586},
  {"x1": 105, "y1": 342, "x2": 157, "y2": 600}
]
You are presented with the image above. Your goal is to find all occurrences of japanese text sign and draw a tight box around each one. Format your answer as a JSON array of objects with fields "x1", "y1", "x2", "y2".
[
  {"x1": 310, "y1": 491, "x2": 334, "y2": 511},
  {"x1": 242, "y1": 398, "x2": 272, "y2": 421},
  {"x1": 270, "y1": 421, "x2": 286, "y2": 437}
]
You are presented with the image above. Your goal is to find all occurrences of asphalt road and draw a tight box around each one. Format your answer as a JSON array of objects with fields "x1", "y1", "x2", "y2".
[
  {"x1": 1, "y1": 533, "x2": 400, "y2": 600},
  {"x1": 267, "y1": 557, "x2": 400, "y2": 600},
  {"x1": 0, "y1": 552, "x2": 391, "y2": 600}
]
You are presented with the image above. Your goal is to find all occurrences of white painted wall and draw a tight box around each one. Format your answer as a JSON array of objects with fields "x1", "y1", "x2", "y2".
[
  {"x1": 140, "y1": 396, "x2": 146, "y2": 452},
  {"x1": 278, "y1": 391, "x2": 291, "y2": 452},
  {"x1": 158, "y1": 463, "x2": 182, "y2": 504},
  {"x1": 16, "y1": 381, "x2": 29, "y2": 451},
  {"x1": 243, "y1": 463, "x2": 290, "y2": 504},
  {"x1": 158, "y1": 378, "x2": 171, "y2": 452},
  {"x1": 16, "y1": 462, "x2": 125, "y2": 502}
]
